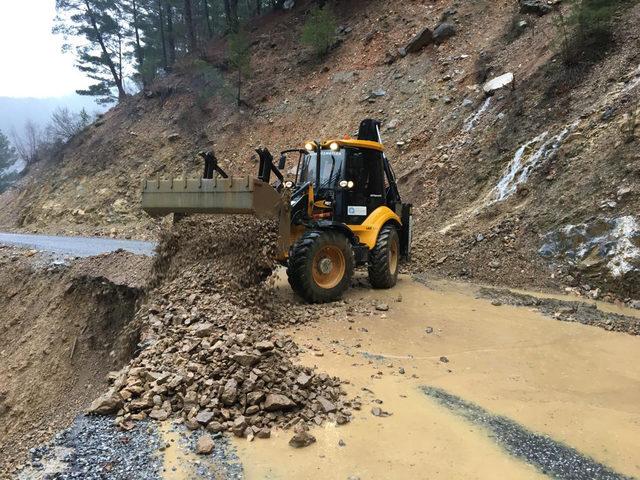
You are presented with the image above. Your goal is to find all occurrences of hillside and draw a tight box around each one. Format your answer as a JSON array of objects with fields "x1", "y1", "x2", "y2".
[{"x1": 1, "y1": 0, "x2": 639, "y2": 302}]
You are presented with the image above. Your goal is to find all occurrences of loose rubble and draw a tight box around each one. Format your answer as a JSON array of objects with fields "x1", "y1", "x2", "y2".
[{"x1": 89, "y1": 216, "x2": 353, "y2": 438}]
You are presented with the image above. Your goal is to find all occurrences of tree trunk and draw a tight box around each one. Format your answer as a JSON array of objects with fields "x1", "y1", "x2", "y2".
[
  {"x1": 223, "y1": 0, "x2": 239, "y2": 32},
  {"x1": 256, "y1": 0, "x2": 261, "y2": 15},
  {"x1": 83, "y1": 0, "x2": 126, "y2": 100},
  {"x1": 118, "y1": 33, "x2": 123, "y2": 89},
  {"x1": 166, "y1": 2, "x2": 176, "y2": 65},
  {"x1": 131, "y1": 0, "x2": 144, "y2": 68},
  {"x1": 203, "y1": 0, "x2": 213, "y2": 38},
  {"x1": 184, "y1": 0, "x2": 198, "y2": 53},
  {"x1": 158, "y1": 0, "x2": 168, "y2": 69},
  {"x1": 237, "y1": 69, "x2": 242, "y2": 106}
]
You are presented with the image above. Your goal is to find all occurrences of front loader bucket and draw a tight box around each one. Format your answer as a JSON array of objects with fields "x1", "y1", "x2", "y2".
[
  {"x1": 142, "y1": 176, "x2": 291, "y2": 255},
  {"x1": 142, "y1": 176, "x2": 282, "y2": 217}
]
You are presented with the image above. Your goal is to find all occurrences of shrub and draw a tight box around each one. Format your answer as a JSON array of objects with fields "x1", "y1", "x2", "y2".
[
  {"x1": 301, "y1": 6, "x2": 337, "y2": 57},
  {"x1": 555, "y1": 0, "x2": 631, "y2": 65},
  {"x1": 192, "y1": 59, "x2": 225, "y2": 106}
]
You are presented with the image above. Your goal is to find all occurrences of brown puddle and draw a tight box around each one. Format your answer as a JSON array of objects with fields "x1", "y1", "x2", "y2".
[
  {"x1": 234, "y1": 275, "x2": 640, "y2": 479},
  {"x1": 158, "y1": 422, "x2": 199, "y2": 480}
]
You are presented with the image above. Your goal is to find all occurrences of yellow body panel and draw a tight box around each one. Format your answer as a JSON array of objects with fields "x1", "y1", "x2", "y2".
[
  {"x1": 281, "y1": 206, "x2": 401, "y2": 261},
  {"x1": 305, "y1": 139, "x2": 385, "y2": 152},
  {"x1": 348, "y1": 206, "x2": 401, "y2": 249},
  {"x1": 325, "y1": 139, "x2": 385, "y2": 152}
]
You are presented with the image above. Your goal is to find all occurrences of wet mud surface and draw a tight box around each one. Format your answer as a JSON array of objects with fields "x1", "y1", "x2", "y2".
[
  {"x1": 422, "y1": 386, "x2": 633, "y2": 480},
  {"x1": 233, "y1": 275, "x2": 640, "y2": 479}
]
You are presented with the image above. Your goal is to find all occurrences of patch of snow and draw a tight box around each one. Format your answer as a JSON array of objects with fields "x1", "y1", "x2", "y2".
[
  {"x1": 540, "y1": 216, "x2": 640, "y2": 278},
  {"x1": 490, "y1": 121, "x2": 579, "y2": 203},
  {"x1": 463, "y1": 97, "x2": 492, "y2": 133},
  {"x1": 492, "y1": 132, "x2": 548, "y2": 201},
  {"x1": 608, "y1": 216, "x2": 640, "y2": 277}
]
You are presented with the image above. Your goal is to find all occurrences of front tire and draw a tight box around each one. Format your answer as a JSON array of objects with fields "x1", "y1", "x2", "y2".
[
  {"x1": 287, "y1": 230, "x2": 355, "y2": 303},
  {"x1": 368, "y1": 224, "x2": 400, "y2": 289}
]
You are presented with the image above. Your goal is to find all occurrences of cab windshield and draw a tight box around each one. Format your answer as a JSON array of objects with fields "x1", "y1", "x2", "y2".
[{"x1": 298, "y1": 150, "x2": 346, "y2": 190}]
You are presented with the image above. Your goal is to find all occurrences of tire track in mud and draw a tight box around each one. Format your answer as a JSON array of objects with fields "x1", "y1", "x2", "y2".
[{"x1": 421, "y1": 386, "x2": 634, "y2": 480}]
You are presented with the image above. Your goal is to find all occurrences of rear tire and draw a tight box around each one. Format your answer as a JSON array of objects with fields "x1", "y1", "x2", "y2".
[
  {"x1": 368, "y1": 224, "x2": 400, "y2": 289},
  {"x1": 287, "y1": 230, "x2": 355, "y2": 303}
]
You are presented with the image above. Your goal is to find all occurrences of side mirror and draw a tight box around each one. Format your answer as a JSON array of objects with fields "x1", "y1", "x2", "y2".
[{"x1": 278, "y1": 154, "x2": 286, "y2": 170}]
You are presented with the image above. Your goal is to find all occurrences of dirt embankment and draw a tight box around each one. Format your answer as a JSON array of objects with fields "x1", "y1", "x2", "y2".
[{"x1": 0, "y1": 248, "x2": 151, "y2": 477}]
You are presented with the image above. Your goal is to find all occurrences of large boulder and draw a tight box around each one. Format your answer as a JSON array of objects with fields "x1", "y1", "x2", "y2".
[
  {"x1": 88, "y1": 388, "x2": 122, "y2": 414},
  {"x1": 264, "y1": 393, "x2": 296, "y2": 411},
  {"x1": 405, "y1": 27, "x2": 433, "y2": 53},
  {"x1": 433, "y1": 22, "x2": 457, "y2": 44},
  {"x1": 520, "y1": 0, "x2": 553, "y2": 15},
  {"x1": 483, "y1": 72, "x2": 514, "y2": 95}
]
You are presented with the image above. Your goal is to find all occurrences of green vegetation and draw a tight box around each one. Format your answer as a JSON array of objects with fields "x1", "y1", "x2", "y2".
[
  {"x1": 301, "y1": 6, "x2": 337, "y2": 57},
  {"x1": 0, "y1": 131, "x2": 16, "y2": 173},
  {"x1": 53, "y1": 1, "x2": 281, "y2": 103},
  {"x1": 555, "y1": 0, "x2": 632, "y2": 65},
  {"x1": 192, "y1": 59, "x2": 225, "y2": 107},
  {"x1": 0, "y1": 130, "x2": 19, "y2": 193},
  {"x1": 228, "y1": 29, "x2": 251, "y2": 106}
]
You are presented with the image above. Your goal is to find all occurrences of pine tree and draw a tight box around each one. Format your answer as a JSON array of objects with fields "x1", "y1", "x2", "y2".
[
  {"x1": 301, "y1": 5, "x2": 337, "y2": 57},
  {"x1": 184, "y1": 0, "x2": 198, "y2": 53},
  {"x1": 54, "y1": 0, "x2": 129, "y2": 103},
  {"x1": 223, "y1": 0, "x2": 239, "y2": 32},
  {"x1": 228, "y1": 28, "x2": 251, "y2": 106},
  {"x1": 0, "y1": 130, "x2": 17, "y2": 172}
]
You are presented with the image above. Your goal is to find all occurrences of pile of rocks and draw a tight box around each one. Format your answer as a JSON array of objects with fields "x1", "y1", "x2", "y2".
[{"x1": 90, "y1": 216, "x2": 353, "y2": 439}]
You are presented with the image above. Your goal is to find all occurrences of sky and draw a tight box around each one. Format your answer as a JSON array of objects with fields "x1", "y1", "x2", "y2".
[{"x1": 0, "y1": 0, "x2": 90, "y2": 98}]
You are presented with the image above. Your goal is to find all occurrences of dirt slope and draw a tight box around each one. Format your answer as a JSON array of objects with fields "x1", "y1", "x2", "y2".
[
  {"x1": 0, "y1": 249, "x2": 150, "y2": 477},
  {"x1": 1, "y1": 0, "x2": 638, "y2": 300}
]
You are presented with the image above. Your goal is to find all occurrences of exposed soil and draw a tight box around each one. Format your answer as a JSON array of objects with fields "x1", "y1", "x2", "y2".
[{"x1": 0, "y1": 248, "x2": 151, "y2": 478}]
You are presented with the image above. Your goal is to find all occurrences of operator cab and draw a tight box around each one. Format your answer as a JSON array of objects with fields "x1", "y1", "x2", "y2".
[{"x1": 295, "y1": 144, "x2": 386, "y2": 223}]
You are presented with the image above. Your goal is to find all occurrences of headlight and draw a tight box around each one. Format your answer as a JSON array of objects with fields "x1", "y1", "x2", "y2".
[
  {"x1": 329, "y1": 142, "x2": 340, "y2": 151},
  {"x1": 305, "y1": 142, "x2": 315, "y2": 152},
  {"x1": 284, "y1": 181, "x2": 294, "y2": 189},
  {"x1": 347, "y1": 180, "x2": 355, "y2": 189},
  {"x1": 339, "y1": 180, "x2": 348, "y2": 188}
]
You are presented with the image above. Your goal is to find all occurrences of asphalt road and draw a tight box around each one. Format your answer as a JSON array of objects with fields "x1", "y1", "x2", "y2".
[{"x1": 0, "y1": 232, "x2": 156, "y2": 257}]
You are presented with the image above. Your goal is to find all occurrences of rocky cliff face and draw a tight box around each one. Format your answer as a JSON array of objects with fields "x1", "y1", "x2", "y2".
[{"x1": 1, "y1": 0, "x2": 639, "y2": 302}]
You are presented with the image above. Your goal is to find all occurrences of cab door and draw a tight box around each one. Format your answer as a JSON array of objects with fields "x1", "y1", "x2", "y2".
[{"x1": 344, "y1": 148, "x2": 385, "y2": 225}]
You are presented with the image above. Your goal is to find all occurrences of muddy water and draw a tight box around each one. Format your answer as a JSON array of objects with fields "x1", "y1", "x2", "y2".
[
  {"x1": 158, "y1": 423, "x2": 197, "y2": 480},
  {"x1": 234, "y1": 275, "x2": 640, "y2": 479}
]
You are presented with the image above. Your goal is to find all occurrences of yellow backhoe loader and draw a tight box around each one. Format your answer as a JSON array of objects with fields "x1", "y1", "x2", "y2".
[{"x1": 142, "y1": 119, "x2": 412, "y2": 303}]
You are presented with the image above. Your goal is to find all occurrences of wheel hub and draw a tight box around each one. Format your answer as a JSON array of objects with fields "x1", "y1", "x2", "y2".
[
  {"x1": 312, "y1": 244, "x2": 346, "y2": 290},
  {"x1": 318, "y1": 257, "x2": 334, "y2": 274}
]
